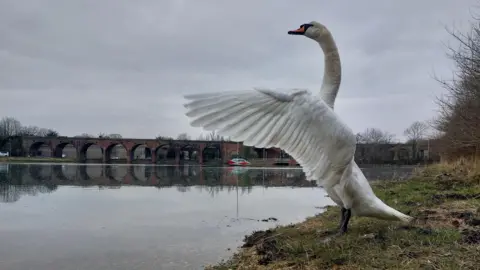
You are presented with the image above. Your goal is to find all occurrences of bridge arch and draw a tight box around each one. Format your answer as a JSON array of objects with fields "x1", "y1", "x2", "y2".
[
  {"x1": 29, "y1": 141, "x2": 52, "y2": 157},
  {"x1": 154, "y1": 144, "x2": 178, "y2": 163},
  {"x1": 53, "y1": 142, "x2": 77, "y2": 159},
  {"x1": 155, "y1": 144, "x2": 168, "y2": 162},
  {"x1": 105, "y1": 143, "x2": 127, "y2": 162},
  {"x1": 130, "y1": 144, "x2": 152, "y2": 162},
  {"x1": 180, "y1": 145, "x2": 200, "y2": 162},
  {"x1": 202, "y1": 144, "x2": 221, "y2": 163},
  {"x1": 79, "y1": 143, "x2": 103, "y2": 162}
]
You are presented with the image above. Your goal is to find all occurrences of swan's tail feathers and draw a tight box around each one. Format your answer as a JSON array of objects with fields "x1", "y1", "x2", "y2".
[
  {"x1": 395, "y1": 211, "x2": 414, "y2": 223},
  {"x1": 374, "y1": 198, "x2": 414, "y2": 223}
]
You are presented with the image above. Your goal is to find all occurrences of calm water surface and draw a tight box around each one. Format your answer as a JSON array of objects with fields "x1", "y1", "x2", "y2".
[{"x1": 0, "y1": 163, "x2": 415, "y2": 270}]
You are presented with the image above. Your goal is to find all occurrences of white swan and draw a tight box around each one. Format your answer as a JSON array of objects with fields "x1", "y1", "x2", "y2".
[{"x1": 183, "y1": 21, "x2": 413, "y2": 234}]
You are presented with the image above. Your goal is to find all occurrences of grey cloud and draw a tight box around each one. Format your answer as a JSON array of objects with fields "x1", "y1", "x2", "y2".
[{"x1": 0, "y1": 0, "x2": 478, "y2": 138}]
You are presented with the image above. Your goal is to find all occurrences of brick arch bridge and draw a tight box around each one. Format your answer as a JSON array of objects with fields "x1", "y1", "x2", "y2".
[{"x1": 22, "y1": 136, "x2": 242, "y2": 164}]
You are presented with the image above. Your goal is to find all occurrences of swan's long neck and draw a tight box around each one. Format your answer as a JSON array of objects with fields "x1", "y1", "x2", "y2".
[{"x1": 315, "y1": 31, "x2": 341, "y2": 109}]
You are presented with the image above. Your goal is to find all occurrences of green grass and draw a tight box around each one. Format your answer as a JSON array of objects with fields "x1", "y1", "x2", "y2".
[
  {"x1": 0, "y1": 157, "x2": 76, "y2": 163},
  {"x1": 206, "y1": 161, "x2": 480, "y2": 270}
]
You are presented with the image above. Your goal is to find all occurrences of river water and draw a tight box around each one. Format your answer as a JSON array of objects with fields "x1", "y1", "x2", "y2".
[{"x1": 0, "y1": 163, "x2": 415, "y2": 270}]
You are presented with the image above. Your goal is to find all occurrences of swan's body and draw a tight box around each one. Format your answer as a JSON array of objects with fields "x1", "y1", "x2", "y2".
[{"x1": 183, "y1": 21, "x2": 412, "y2": 233}]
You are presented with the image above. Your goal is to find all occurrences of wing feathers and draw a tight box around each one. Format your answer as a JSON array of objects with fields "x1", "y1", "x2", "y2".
[{"x1": 183, "y1": 89, "x2": 356, "y2": 187}]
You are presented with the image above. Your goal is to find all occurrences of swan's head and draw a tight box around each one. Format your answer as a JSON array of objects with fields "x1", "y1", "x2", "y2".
[{"x1": 288, "y1": 21, "x2": 329, "y2": 40}]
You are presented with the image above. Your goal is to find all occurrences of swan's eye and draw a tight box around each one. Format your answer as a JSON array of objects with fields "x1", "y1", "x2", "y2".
[{"x1": 302, "y1": 24, "x2": 313, "y2": 31}]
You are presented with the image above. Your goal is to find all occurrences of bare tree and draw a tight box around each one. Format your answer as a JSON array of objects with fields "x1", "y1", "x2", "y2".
[
  {"x1": 427, "y1": 130, "x2": 444, "y2": 140},
  {"x1": 404, "y1": 121, "x2": 429, "y2": 142},
  {"x1": 97, "y1": 133, "x2": 122, "y2": 139},
  {"x1": 17, "y1": 125, "x2": 51, "y2": 137},
  {"x1": 207, "y1": 130, "x2": 223, "y2": 141},
  {"x1": 197, "y1": 132, "x2": 231, "y2": 141},
  {"x1": 19, "y1": 125, "x2": 40, "y2": 136},
  {"x1": 36, "y1": 128, "x2": 50, "y2": 137},
  {"x1": 108, "y1": 134, "x2": 122, "y2": 139},
  {"x1": 433, "y1": 10, "x2": 480, "y2": 158},
  {"x1": 45, "y1": 130, "x2": 59, "y2": 137},
  {"x1": 76, "y1": 133, "x2": 94, "y2": 138},
  {"x1": 357, "y1": 128, "x2": 395, "y2": 144},
  {"x1": 356, "y1": 128, "x2": 396, "y2": 164},
  {"x1": 404, "y1": 121, "x2": 429, "y2": 160},
  {"x1": 0, "y1": 117, "x2": 22, "y2": 137},
  {"x1": 177, "y1": 133, "x2": 191, "y2": 140},
  {"x1": 0, "y1": 117, "x2": 58, "y2": 138},
  {"x1": 156, "y1": 135, "x2": 173, "y2": 141}
]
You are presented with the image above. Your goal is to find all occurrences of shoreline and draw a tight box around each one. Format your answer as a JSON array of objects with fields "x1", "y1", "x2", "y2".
[
  {"x1": 205, "y1": 162, "x2": 480, "y2": 269},
  {"x1": 0, "y1": 157, "x2": 76, "y2": 163}
]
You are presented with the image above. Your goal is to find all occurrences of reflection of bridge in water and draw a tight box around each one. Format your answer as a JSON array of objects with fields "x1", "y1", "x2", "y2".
[
  {"x1": 0, "y1": 164, "x2": 416, "y2": 203},
  {"x1": 0, "y1": 164, "x2": 315, "y2": 203}
]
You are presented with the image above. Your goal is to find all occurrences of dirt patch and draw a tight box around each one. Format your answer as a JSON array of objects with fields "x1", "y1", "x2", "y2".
[
  {"x1": 431, "y1": 193, "x2": 480, "y2": 204},
  {"x1": 449, "y1": 211, "x2": 480, "y2": 226},
  {"x1": 404, "y1": 200, "x2": 421, "y2": 207},
  {"x1": 242, "y1": 230, "x2": 272, "y2": 248},
  {"x1": 461, "y1": 229, "x2": 480, "y2": 244},
  {"x1": 429, "y1": 169, "x2": 480, "y2": 190},
  {"x1": 399, "y1": 250, "x2": 422, "y2": 259},
  {"x1": 397, "y1": 225, "x2": 436, "y2": 235},
  {"x1": 242, "y1": 229, "x2": 283, "y2": 265},
  {"x1": 415, "y1": 208, "x2": 480, "y2": 232}
]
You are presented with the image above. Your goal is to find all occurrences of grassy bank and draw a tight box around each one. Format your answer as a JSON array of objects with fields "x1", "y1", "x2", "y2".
[
  {"x1": 0, "y1": 157, "x2": 76, "y2": 163},
  {"x1": 207, "y1": 161, "x2": 480, "y2": 269}
]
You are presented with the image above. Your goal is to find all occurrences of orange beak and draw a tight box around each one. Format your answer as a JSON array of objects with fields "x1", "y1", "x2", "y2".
[{"x1": 288, "y1": 26, "x2": 305, "y2": 35}]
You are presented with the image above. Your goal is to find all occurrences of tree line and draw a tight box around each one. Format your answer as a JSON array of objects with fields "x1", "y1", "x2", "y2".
[
  {"x1": 173, "y1": 130, "x2": 230, "y2": 141},
  {"x1": 0, "y1": 117, "x2": 59, "y2": 138},
  {"x1": 0, "y1": 114, "x2": 431, "y2": 161},
  {"x1": 432, "y1": 9, "x2": 480, "y2": 160},
  {"x1": 170, "y1": 121, "x2": 434, "y2": 163},
  {"x1": 0, "y1": 116, "x2": 59, "y2": 156},
  {"x1": 176, "y1": 123, "x2": 431, "y2": 144},
  {"x1": 352, "y1": 6, "x2": 480, "y2": 162}
]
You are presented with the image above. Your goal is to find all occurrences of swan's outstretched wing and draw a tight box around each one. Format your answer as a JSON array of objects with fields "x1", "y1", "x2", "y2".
[{"x1": 183, "y1": 88, "x2": 356, "y2": 187}]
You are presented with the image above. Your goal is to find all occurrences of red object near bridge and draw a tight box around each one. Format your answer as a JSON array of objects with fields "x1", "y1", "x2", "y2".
[{"x1": 227, "y1": 158, "x2": 250, "y2": 166}]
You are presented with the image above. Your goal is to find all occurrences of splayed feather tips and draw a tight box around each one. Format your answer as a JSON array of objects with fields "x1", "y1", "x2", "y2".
[{"x1": 182, "y1": 87, "x2": 357, "y2": 189}]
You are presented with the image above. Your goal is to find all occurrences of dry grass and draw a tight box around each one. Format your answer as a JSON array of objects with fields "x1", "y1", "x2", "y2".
[{"x1": 206, "y1": 161, "x2": 480, "y2": 270}]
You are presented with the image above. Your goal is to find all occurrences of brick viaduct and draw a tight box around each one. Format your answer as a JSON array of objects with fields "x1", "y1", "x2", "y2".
[
  {"x1": 22, "y1": 136, "x2": 247, "y2": 164},
  {"x1": 19, "y1": 136, "x2": 435, "y2": 165}
]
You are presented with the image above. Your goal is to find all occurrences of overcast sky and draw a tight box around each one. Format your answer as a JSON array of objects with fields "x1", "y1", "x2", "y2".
[{"x1": 0, "y1": 0, "x2": 477, "y2": 140}]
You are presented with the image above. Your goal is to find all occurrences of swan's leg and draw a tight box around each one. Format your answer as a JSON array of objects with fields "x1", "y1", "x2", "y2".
[
  {"x1": 339, "y1": 207, "x2": 347, "y2": 228},
  {"x1": 320, "y1": 208, "x2": 351, "y2": 243},
  {"x1": 338, "y1": 208, "x2": 351, "y2": 234}
]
